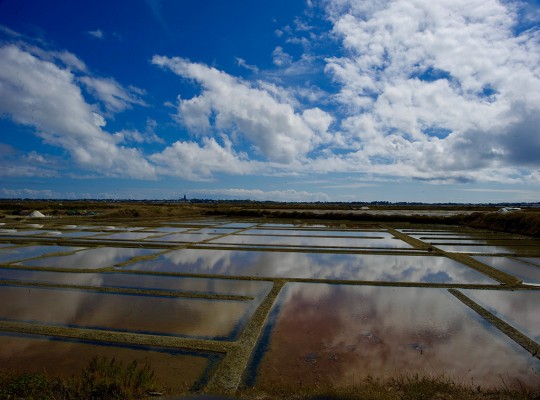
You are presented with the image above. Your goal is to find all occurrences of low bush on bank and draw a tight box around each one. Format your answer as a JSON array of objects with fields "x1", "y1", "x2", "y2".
[
  {"x1": 0, "y1": 357, "x2": 157, "y2": 400},
  {"x1": 2, "y1": 365, "x2": 538, "y2": 399}
]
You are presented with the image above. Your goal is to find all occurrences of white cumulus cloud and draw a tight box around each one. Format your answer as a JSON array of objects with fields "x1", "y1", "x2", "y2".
[
  {"x1": 152, "y1": 55, "x2": 333, "y2": 164},
  {"x1": 323, "y1": 0, "x2": 540, "y2": 182},
  {"x1": 0, "y1": 44, "x2": 155, "y2": 179}
]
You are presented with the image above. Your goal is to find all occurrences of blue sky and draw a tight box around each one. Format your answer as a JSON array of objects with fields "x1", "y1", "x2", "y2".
[{"x1": 1, "y1": 0, "x2": 540, "y2": 202}]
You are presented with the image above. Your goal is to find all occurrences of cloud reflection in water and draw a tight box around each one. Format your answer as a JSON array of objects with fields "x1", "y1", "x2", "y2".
[
  {"x1": 251, "y1": 284, "x2": 540, "y2": 388},
  {"x1": 124, "y1": 249, "x2": 496, "y2": 284}
]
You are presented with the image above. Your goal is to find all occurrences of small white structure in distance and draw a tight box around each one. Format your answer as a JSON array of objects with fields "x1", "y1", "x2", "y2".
[
  {"x1": 27, "y1": 210, "x2": 46, "y2": 218},
  {"x1": 497, "y1": 207, "x2": 522, "y2": 213}
]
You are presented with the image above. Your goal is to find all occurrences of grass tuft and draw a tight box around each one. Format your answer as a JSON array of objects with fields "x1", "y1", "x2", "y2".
[
  {"x1": 79, "y1": 356, "x2": 155, "y2": 399},
  {"x1": 0, "y1": 356, "x2": 156, "y2": 400}
]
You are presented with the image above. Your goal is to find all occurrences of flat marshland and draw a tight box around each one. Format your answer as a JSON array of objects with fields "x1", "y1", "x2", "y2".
[{"x1": 0, "y1": 201, "x2": 538, "y2": 399}]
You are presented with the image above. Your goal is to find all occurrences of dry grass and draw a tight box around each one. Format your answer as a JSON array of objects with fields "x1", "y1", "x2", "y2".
[
  {"x1": 2, "y1": 368, "x2": 539, "y2": 400},
  {"x1": 0, "y1": 357, "x2": 157, "y2": 400},
  {"x1": 239, "y1": 374, "x2": 540, "y2": 400}
]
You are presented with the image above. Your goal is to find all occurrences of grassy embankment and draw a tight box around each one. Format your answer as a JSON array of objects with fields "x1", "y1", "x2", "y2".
[
  {"x1": 2, "y1": 364, "x2": 539, "y2": 400},
  {"x1": 206, "y1": 208, "x2": 540, "y2": 237}
]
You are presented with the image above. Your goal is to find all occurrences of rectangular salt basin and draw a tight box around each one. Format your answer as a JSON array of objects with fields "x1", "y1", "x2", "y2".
[
  {"x1": 207, "y1": 235, "x2": 413, "y2": 249},
  {"x1": 0, "y1": 245, "x2": 83, "y2": 263},
  {"x1": 460, "y1": 289, "x2": 540, "y2": 343},
  {"x1": 243, "y1": 229, "x2": 392, "y2": 238},
  {"x1": 518, "y1": 257, "x2": 540, "y2": 267},
  {"x1": 0, "y1": 285, "x2": 253, "y2": 340},
  {"x1": 216, "y1": 222, "x2": 257, "y2": 229},
  {"x1": 435, "y1": 244, "x2": 540, "y2": 255},
  {"x1": 18, "y1": 247, "x2": 162, "y2": 269},
  {"x1": 141, "y1": 227, "x2": 191, "y2": 233},
  {"x1": 247, "y1": 284, "x2": 540, "y2": 389},
  {"x1": 122, "y1": 249, "x2": 497, "y2": 284},
  {"x1": 418, "y1": 238, "x2": 536, "y2": 245},
  {"x1": 51, "y1": 231, "x2": 109, "y2": 238},
  {"x1": 473, "y1": 256, "x2": 540, "y2": 285},
  {"x1": 0, "y1": 230, "x2": 45, "y2": 236},
  {"x1": 0, "y1": 268, "x2": 272, "y2": 299},
  {"x1": 90, "y1": 232, "x2": 163, "y2": 240},
  {"x1": 0, "y1": 332, "x2": 214, "y2": 391},
  {"x1": 144, "y1": 232, "x2": 219, "y2": 243}
]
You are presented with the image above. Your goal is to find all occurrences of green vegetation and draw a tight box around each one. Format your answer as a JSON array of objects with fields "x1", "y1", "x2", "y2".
[{"x1": 0, "y1": 357, "x2": 157, "y2": 400}]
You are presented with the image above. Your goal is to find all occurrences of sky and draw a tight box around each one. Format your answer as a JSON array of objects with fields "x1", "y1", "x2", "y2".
[{"x1": 1, "y1": 0, "x2": 540, "y2": 203}]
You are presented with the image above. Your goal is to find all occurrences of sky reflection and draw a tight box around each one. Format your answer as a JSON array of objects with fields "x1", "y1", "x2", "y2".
[
  {"x1": 0, "y1": 333, "x2": 210, "y2": 389},
  {"x1": 123, "y1": 249, "x2": 496, "y2": 284},
  {"x1": 0, "y1": 285, "x2": 251, "y2": 340},
  {"x1": 249, "y1": 284, "x2": 540, "y2": 388},
  {"x1": 0, "y1": 268, "x2": 271, "y2": 299},
  {"x1": 460, "y1": 289, "x2": 540, "y2": 343},
  {"x1": 473, "y1": 256, "x2": 540, "y2": 285},
  {"x1": 0, "y1": 245, "x2": 83, "y2": 263},
  {"x1": 18, "y1": 247, "x2": 162, "y2": 269},
  {"x1": 208, "y1": 235, "x2": 412, "y2": 249}
]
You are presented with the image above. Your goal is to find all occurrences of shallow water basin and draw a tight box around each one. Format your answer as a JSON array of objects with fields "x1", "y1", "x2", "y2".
[
  {"x1": 243, "y1": 229, "x2": 392, "y2": 238},
  {"x1": 207, "y1": 235, "x2": 413, "y2": 249},
  {"x1": 0, "y1": 245, "x2": 83, "y2": 263},
  {"x1": 0, "y1": 332, "x2": 215, "y2": 391},
  {"x1": 460, "y1": 289, "x2": 540, "y2": 343},
  {"x1": 122, "y1": 249, "x2": 496, "y2": 284},
  {"x1": 90, "y1": 232, "x2": 162, "y2": 240},
  {"x1": 0, "y1": 285, "x2": 253, "y2": 340},
  {"x1": 473, "y1": 256, "x2": 540, "y2": 285},
  {"x1": 144, "y1": 232, "x2": 219, "y2": 243},
  {"x1": 18, "y1": 247, "x2": 162, "y2": 269},
  {"x1": 142, "y1": 227, "x2": 190, "y2": 233},
  {"x1": 435, "y1": 244, "x2": 540, "y2": 255},
  {"x1": 518, "y1": 257, "x2": 540, "y2": 267},
  {"x1": 216, "y1": 222, "x2": 257, "y2": 229},
  {"x1": 247, "y1": 283, "x2": 540, "y2": 389},
  {"x1": 0, "y1": 268, "x2": 272, "y2": 299}
]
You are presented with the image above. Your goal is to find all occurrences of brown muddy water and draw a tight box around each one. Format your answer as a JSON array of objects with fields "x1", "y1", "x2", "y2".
[
  {"x1": 0, "y1": 332, "x2": 217, "y2": 391},
  {"x1": 0, "y1": 219, "x2": 539, "y2": 393},
  {"x1": 246, "y1": 283, "x2": 540, "y2": 388},
  {"x1": 0, "y1": 285, "x2": 253, "y2": 339}
]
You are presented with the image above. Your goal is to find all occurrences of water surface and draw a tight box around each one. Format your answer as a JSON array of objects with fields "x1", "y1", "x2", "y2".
[
  {"x1": 460, "y1": 289, "x2": 540, "y2": 343},
  {"x1": 144, "y1": 232, "x2": 218, "y2": 243},
  {"x1": 435, "y1": 244, "x2": 540, "y2": 255},
  {"x1": 518, "y1": 257, "x2": 540, "y2": 267},
  {"x1": 0, "y1": 245, "x2": 83, "y2": 263},
  {"x1": 248, "y1": 283, "x2": 540, "y2": 388},
  {"x1": 242, "y1": 229, "x2": 392, "y2": 238},
  {"x1": 0, "y1": 285, "x2": 253, "y2": 340},
  {"x1": 0, "y1": 332, "x2": 213, "y2": 390},
  {"x1": 0, "y1": 268, "x2": 272, "y2": 299},
  {"x1": 208, "y1": 235, "x2": 413, "y2": 249},
  {"x1": 123, "y1": 249, "x2": 496, "y2": 284},
  {"x1": 91, "y1": 232, "x2": 162, "y2": 240},
  {"x1": 19, "y1": 247, "x2": 162, "y2": 269},
  {"x1": 473, "y1": 256, "x2": 540, "y2": 285}
]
